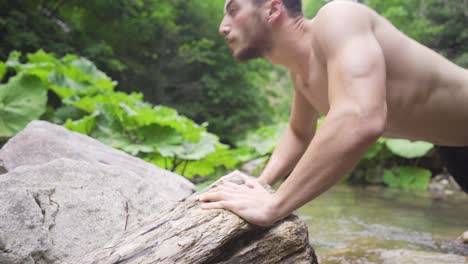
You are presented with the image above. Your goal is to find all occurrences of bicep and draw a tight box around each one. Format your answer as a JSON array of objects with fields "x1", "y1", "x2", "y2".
[
  {"x1": 327, "y1": 33, "x2": 387, "y2": 119},
  {"x1": 316, "y1": 3, "x2": 387, "y2": 117}
]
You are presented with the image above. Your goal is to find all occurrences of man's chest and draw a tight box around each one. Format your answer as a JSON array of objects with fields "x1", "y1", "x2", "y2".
[{"x1": 294, "y1": 69, "x2": 330, "y2": 115}]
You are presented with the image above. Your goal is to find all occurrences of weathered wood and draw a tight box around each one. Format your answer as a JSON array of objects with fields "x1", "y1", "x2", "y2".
[{"x1": 68, "y1": 177, "x2": 318, "y2": 264}]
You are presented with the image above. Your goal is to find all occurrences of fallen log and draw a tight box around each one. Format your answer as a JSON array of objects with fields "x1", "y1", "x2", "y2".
[{"x1": 68, "y1": 176, "x2": 318, "y2": 264}]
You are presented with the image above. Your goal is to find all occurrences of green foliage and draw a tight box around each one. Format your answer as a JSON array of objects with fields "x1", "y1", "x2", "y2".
[
  {"x1": 0, "y1": 50, "x2": 240, "y2": 180},
  {"x1": 367, "y1": 0, "x2": 443, "y2": 43},
  {"x1": 0, "y1": 0, "x2": 277, "y2": 142},
  {"x1": 303, "y1": 0, "x2": 326, "y2": 18},
  {"x1": 0, "y1": 73, "x2": 47, "y2": 138},
  {"x1": 0, "y1": 62, "x2": 5, "y2": 82},
  {"x1": 64, "y1": 115, "x2": 95, "y2": 135},
  {"x1": 424, "y1": 0, "x2": 468, "y2": 67},
  {"x1": 234, "y1": 122, "x2": 288, "y2": 175},
  {"x1": 383, "y1": 166, "x2": 432, "y2": 191},
  {"x1": 237, "y1": 123, "x2": 287, "y2": 157},
  {"x1": 363, "y1": 138, "x2": 386, "y2": 159},
  {"x1": 353, "y1": 137, "x2": 434, "y2": 190},
  {"x1": 146, "y1": 140, "x2": 239, "y2": 179},
  {"x1": 385, "y1": 139, "x2": 434, "y2": 159}
]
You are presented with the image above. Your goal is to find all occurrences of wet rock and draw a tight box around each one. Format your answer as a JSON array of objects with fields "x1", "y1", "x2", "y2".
[
  {"x1": 428, "y1": 173, "x2": 462, "y2": 197},
  {"x1": 459, "y1": 230, "x2": 468, "y2": 244}
]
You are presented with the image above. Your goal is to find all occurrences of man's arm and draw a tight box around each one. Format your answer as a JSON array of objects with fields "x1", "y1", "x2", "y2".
[
  {"x1": 199, "y1": 3, "x2": 387, "y2": 227},
  {"x1": 258, "y1": 84, "x2": 318, "y2": 186},
  {"x1": 272, "y1": 6, "x2": 387, "y2": 221}
]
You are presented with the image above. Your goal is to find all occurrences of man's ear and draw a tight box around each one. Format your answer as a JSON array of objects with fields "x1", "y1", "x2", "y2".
[{"x1": 268, "y1": 0, "x2": 283, "y2": 22}]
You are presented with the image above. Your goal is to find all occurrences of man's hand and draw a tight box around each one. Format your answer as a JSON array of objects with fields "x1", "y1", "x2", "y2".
[{"x1": 199, "y1": 171, "x2": 281, "y2": 227}]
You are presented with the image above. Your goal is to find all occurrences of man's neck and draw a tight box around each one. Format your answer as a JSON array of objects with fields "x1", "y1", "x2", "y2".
[{"x1": 264, "y1": 16, "x2": 316, "y2": 76}]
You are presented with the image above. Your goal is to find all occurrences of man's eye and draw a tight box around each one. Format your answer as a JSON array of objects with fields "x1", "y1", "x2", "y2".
[{"x1": 228, "y1": 8, "x2": 237, "y2": 15}]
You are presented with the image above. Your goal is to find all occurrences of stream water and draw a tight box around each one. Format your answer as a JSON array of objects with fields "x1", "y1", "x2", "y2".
[{"x1": 297, "y1": 184, "x2": 468, "y2": 263}]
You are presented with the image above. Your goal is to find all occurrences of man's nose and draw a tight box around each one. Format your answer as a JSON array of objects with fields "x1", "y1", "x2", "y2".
[{"x1": 219, "y1": 19, "x2": 231, "y2": 36}]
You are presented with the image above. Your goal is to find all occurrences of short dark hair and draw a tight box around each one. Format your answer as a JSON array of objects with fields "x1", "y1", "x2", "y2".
[{"x1": 254, "y1": 0, "x2": 303, "y2": 17}]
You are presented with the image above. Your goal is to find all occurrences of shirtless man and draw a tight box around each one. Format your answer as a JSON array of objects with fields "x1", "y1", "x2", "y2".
[{"x1": 199, "y1": 0, "x2": 468, "y2": 226}]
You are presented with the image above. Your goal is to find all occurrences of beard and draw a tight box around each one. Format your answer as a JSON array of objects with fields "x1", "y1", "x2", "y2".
[{"x1": 233, "y1": 15, "x2": 273, "y2": 62}]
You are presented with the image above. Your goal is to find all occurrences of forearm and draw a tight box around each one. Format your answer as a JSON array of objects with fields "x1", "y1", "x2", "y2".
[
  {"x1": 272, "y1": 112, "x2": 382, "y2": 220},
  {"x1": 258, "y1": 125, "x2": 313, "y2": 186}
]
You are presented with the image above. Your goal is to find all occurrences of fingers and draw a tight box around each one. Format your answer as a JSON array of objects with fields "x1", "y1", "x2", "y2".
[
  {"x1": 200, "y1": 183, "x2": 245, "y2": 201},
  {"x1": 199, "y1": 190, "x2": 228, "y2": 202},
  {"x1": 199, "y1": 186, "x2": 239, "y2": 211},
  {"x1": 200, "y1": 201, "x2": 237, "y2": 211}
]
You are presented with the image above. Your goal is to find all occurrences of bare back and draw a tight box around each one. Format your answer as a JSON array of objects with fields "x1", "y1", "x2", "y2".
[{"x1": 303, "y1": 1, "x2": 468, "y2": 146}]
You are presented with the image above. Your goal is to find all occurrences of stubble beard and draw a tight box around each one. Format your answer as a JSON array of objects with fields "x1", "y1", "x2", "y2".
[{"x1": 234, "y1": 15, "x2": 272, "y2": 62}]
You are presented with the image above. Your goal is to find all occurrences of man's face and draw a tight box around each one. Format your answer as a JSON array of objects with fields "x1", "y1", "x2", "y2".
[{"x1": 219, "y1": 0, "x2": 272, "y2": 62}]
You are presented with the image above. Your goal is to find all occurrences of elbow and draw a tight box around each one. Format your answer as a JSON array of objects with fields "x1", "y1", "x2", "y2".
[
  {"x1": 354, "y1": 113, "x2": 385, "y2": 145},
  {"x1": 329, "y1": 102, "x2": 387, "y2": 147},
  {"x1": 289, "y1": 123, "x2": 315, "y2": 144},
  {"x1": 344, "y1": 104, "x2": 386, "y2": 146}
]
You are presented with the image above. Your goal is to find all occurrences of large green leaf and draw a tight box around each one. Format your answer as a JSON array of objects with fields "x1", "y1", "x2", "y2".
[
  {"x1": 178, "y1": 144, "x2": 239, "y2": 177},
  {"x1": 27, "y1": 49, "x2": 59, "y2": 64},
  {"x1": 0, "y1": 74, "x2": 47, "y2": 137},
  {"x1": 49, "y1": 71, "x2": 93, "y2": 99},
  {"x1": 145, "y1": 143, "x2": 239, "y2": 178},
  {"x1": 47, "y1": 105, "x2": 88, "y2": 124},
  {"x1": 383, "y1": 166, "x2": 431, "y2": 191},
  {"x1": 385, "y1": 139, "x2": 433, "y2": 159},
  {"x1": 5, "y1": 51, "x2": 21, "y2": 70},
  {"x1": 88, "y1": 104, "x2": 178, "y2": 156},
  {"x1": 67, "y1": 57, "x2": 109, "y2": 82},
  {"x1": 90, "y1": 104, "x2": 132, "y2": 148},
  {"x1": 12, "y1": 51, "x2": 59, "y2": 82},
  {"x1": 64, "y1": 115, "x2": 96, "y2": 135},
  {"x1": 138, "y1": 124, "x2": 183, "y2": 147},
  {"x1": 152, "y1": 106, "x2": 204, "y2": 142},
  {"x1": 157, "y1": 132, "x2": 217, "y2": 160},
  {"x1": 91, "y1": 116, "x2": 150, "y2": 155},
  {"x1": 237, "y1": 123, "x2": 286, "y2": 156}
]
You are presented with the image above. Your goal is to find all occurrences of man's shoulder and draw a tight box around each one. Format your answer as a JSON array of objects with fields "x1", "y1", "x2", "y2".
[
  {"x1": 316, "y1": 0, "x2": 369, "y2": 17},
  {"x1": 313, "y1": 1, "x2": 376, "y2": 55},
  {"x1": 314, "y1": 1, "x2": 373, "y2": 32}
]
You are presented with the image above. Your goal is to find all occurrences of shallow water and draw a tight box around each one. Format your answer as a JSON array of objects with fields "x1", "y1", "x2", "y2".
[{"x1": 297, "y1": 184, "x2": 468, "y2": 263}]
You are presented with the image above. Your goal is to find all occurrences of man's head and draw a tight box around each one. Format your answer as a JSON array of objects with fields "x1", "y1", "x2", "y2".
[{"x1": 219, "y1": 0, "x2": 303, "y2": 62}]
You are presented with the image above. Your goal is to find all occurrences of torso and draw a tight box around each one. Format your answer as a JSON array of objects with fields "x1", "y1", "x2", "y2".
[{"x1": 296, "y1": 1, "x2": 468, "y2": 146}]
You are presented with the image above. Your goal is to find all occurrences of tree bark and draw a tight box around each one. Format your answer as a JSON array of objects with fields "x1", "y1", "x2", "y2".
[{"x1": 67, "y1": 176, "x2": 318, "y2": 264}]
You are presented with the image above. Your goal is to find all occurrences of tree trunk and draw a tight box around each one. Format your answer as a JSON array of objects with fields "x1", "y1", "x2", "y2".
[{"x1": 67, "y1": 176, "x2": 318, "y2": 264}]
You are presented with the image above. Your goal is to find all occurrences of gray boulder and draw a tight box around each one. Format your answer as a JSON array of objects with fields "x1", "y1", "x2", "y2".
[
  {"x1": 0, "y1": 121, "x2": 317, "y2": 263},
  {"x1": 0, "y1": 121, "x2": 195, "y2": 263}
]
